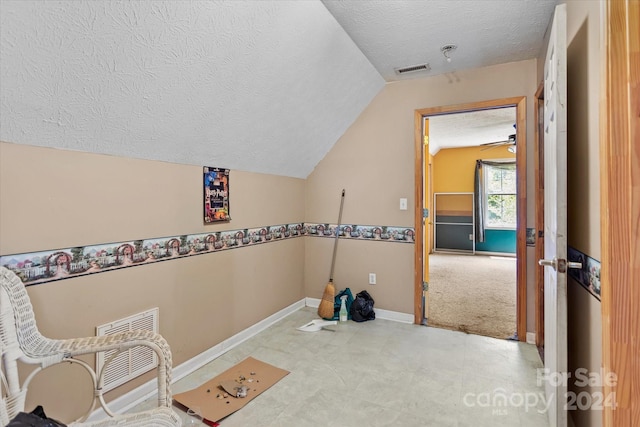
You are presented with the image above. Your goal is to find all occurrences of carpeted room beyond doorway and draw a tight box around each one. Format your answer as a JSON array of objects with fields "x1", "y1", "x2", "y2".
[{"x1": 428, "y1": 253, "x2": 517, "y2": 339}]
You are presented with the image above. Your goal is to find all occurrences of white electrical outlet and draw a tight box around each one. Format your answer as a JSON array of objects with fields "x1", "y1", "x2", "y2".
[
  {"x1": 469, "y1": 234, "x2": 473, "y2": 240},
  {"x1": 369, "y1": 273, "x2": 376, "y2": 285},
  {"x1": 399, "y1": 198, "x2": 408, "y2": 210}
]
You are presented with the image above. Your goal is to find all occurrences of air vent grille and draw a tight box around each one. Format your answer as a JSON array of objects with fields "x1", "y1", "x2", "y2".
[
  {"x1": 96, "y1": 308, "x2": 159, "y2": 392},
  {"x1": 394, "y1": 63, "x2": 431, "y2": 74}
]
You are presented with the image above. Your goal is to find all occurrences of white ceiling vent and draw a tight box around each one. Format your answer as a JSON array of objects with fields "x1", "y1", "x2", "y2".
[
  {"x1": 96, "y1": 308, "x2": 159, "y2": 392},
  {"x1": 394, "y1": 63, "x2": 431, "y2": 75}
]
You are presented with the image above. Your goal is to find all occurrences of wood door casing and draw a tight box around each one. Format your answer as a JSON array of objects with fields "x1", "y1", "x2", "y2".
[
  {"x1": 600, "y1": 1, "x2": 640, "y2": 426},
  {"x1": 413, "y1": 96, "x2": 527, "y2": 341}
]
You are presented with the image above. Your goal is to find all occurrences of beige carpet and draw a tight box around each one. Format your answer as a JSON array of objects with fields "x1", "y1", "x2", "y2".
[{"x1": 428, "y1": 253, "x2": 516, "y2": 339}]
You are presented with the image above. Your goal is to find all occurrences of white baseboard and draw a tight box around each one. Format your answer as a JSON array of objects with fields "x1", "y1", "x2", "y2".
[
  {"x1": 171, "y1": 298, "x2": 305, "y2": 381},
  {"x1": 87, "y1": 298, "x2": 306, "y2": 421},
  {"x1": 305, "y1": 297, "x2": 414, "y2": 324},
  {"x1": 305, "y1": 297, "x2": 320, "y2": 308},
  {"x1": 375, "y1": 308, "x2": 414, "y2": 323},
  {"x1": 311, "y1": 296, "x2": 528, "y2": 335}
]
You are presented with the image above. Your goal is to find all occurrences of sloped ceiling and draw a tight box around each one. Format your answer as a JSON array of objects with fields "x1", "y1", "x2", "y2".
[
  {"x1": 0, "y1": 1, "x2": 558, "y2": 178},
  {"x1": 0, "y1": 0, "x2": 384, "y2": 178},
  {"x1": 322, "y1": 0, "x2": 558, "y2": 81}
]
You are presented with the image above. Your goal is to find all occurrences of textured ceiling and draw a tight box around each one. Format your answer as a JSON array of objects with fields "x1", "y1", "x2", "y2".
[
  {"x1": 1, "y1": 1, "x2": 557, "y2": 178},
  {"x1": 322, "y1": 0, "x2": 559, "y2": 81},
  {"x1": 0, "y1": 0, "x2": 383, "y2": 178},
  {"x1": 428, "y1": 107, "x2": 517, "y2": 155}
]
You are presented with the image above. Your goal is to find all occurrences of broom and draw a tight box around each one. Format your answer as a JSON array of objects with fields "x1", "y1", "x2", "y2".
[{"x1": 318, "y1": 189, "x2": 346, "y2": 319}]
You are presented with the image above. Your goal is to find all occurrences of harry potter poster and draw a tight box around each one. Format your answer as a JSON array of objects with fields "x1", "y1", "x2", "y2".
[{"x1": 204, "y1": 167, "x2": 230, "y2": 223}]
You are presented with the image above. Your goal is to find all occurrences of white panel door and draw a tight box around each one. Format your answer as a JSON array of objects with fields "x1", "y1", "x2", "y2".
[{"x1": 540, "y1": 4, "x2": 568, "y2": 427}]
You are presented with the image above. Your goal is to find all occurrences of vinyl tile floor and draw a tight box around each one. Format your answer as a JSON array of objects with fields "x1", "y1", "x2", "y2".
[{"x1": 131, "y1": 307, "x2": 550, "y2": 426}]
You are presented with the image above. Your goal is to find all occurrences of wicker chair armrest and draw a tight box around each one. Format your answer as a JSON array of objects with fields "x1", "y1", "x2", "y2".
[
  {"x1": 56, "y1": 330, "x2": 171, "y2": 360},
  {"x1": 56, "y1": 329, "x2": 174, "y2": 408}
]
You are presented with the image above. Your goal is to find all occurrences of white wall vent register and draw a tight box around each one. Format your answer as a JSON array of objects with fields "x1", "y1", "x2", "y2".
[{"x1": 96, "y1": 308, "x2": 159, "y2": 392}]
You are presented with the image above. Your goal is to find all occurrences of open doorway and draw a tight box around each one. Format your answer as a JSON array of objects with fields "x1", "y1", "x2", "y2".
[
  {"x1": 426, "y1": 107, "x2": 517, "y2": 339},
  {"x1": 413, "y1": 97, "x2": 527, "y2": 342}
]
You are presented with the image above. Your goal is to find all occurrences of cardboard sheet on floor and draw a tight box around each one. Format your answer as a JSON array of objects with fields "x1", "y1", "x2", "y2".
[{"x1": 173, "y1": 357, "x2": 289, "y2": 422}]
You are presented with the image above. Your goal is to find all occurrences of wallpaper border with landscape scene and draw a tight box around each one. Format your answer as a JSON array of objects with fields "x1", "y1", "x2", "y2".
[{"x1": 0, "y1": 223, "x2": 415, "y2": 287}]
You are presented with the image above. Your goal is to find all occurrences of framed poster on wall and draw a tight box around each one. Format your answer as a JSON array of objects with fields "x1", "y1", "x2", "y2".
[{"x1": 203, "y1": 167, "x2": 230, "y2": 223}]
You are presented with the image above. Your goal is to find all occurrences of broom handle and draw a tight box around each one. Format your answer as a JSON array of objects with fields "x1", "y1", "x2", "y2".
[{"x1": 329, "y1": 189, "x2": 345, "y2": 282}]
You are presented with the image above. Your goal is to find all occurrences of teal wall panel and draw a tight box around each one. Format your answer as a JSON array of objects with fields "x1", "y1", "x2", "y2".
[
  {"x1": 435, "y1": 215, "x2": 516, "y2": 254},
  {"x1": 476, "y1": 229, "x2": 516, "y2": 253}
]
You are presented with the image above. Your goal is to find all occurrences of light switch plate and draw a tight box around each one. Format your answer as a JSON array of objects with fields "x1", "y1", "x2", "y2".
[{"x1": 400, "y1": 198, "x2": 408, "y2": 210}]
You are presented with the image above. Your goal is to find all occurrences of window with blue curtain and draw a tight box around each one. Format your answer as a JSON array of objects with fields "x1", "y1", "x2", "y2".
[{"x1": 474, "y1": 160, "x2": 516, "y2": 242}]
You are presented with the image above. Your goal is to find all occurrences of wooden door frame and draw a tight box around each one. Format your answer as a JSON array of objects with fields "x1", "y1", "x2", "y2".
[
  {"x1": 413, "y1": 96, "x2": 527, "y2": 342},
  {"x1": 534, "y1": 83, "x2": 545, "y2": 349},
  {"x1": 600, "y1": 0, "x2": 639, "y2": 425}
]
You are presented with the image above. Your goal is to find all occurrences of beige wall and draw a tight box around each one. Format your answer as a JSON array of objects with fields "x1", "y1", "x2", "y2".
[
  {"x1": 0, "y1": 141, "x2": 306, "y2": 422},
  {"x1": 565, "y1": 1, "x2": 602, "y2": 426},
  {"x1": 305, "y1": 59, "x2": 538, "y2": 323},
  {"x1": 1, "y1": 25, "x2": 602, "y2": 420}
]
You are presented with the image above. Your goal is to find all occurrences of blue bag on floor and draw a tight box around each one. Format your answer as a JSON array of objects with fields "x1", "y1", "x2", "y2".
[{"x1": 331, "y1": 288, "x2": 354, "y2": 320}]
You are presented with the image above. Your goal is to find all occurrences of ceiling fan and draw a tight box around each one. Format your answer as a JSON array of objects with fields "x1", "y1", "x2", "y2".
[
  {"x1": 480, "y1": 133, "x2": 516, "y2": 152},
  {"x1": 480, "y1": 124, "x2": 517, "y2": 153}
]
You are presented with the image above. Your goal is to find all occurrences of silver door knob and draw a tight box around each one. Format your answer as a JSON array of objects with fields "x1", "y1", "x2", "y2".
[
  {"x1": 539, "y1": 258, "x2": 581, "y2": 273},
  {"x1": 539, "y1": 258, "x2": 557, "y2": 270}
]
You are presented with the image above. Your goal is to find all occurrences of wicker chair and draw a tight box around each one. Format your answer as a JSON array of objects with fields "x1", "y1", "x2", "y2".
[{"x1": 0, "y1": 267, "x2": 182, "y2": 426}]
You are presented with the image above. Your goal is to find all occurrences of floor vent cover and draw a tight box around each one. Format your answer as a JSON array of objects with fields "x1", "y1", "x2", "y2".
[{"x1": 96, "y1": 308, "x2": 159, "y2": 392}]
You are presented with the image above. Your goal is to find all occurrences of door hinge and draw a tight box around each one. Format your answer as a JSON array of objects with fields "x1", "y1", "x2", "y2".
[
  {"x1": 423, "y1": 281, "x2": 429, "y2": 291},
  {"x1": 538, "y1": 230, "x2": 544, "y2": 238},
  {"x1": 423, "y1": 208, "x2": 429, "y2": 219}
]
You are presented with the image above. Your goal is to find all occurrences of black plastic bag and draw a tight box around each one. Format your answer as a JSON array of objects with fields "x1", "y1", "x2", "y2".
[
  {"x1": 350, "y1": 290, "x2": 375, "y2": 322},
  {"x1": 7, "y1": 405, "x2": 67, "y2": 427}
]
